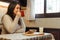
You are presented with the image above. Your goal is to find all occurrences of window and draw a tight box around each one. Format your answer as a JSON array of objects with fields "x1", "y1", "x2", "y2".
[
  {"x1": 35, "y1": 0, "x2": 60, "y2": 18},
  {"x1": 46, "y1": 0, "x2": 60, "y2": 13}
]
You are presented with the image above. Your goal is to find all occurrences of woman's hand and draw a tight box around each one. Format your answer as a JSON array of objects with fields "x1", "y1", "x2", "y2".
[{"x1": 16, "y1": 11, "x2": 21, "y2": 17}]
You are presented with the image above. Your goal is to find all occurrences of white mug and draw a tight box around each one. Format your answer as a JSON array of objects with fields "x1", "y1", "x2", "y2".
[{"x1": 39, "y1": 27, "x2": 44, "y2": 34}]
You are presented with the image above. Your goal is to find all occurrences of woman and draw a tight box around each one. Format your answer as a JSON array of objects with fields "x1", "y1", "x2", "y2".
[{"x1": 1, "y1": 1, "x2": 26, "y2": 34}]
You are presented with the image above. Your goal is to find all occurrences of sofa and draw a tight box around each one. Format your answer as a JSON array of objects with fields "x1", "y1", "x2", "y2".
[{"x1": 0, "y1": 1, "x2": 9, "y2": 34}]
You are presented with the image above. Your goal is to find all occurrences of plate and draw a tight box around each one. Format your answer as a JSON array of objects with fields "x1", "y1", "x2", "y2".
[
  {"x1": 23, "y1": 32, "x2": 44, "y2": 36},
  {"x1": 23, "y1": 33, "x2": 34, "y2": 36}
]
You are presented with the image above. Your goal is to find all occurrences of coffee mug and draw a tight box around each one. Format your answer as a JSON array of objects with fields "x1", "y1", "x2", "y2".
[{"x1": 20, "y1": 10, "x2": 24, "y2": 17}]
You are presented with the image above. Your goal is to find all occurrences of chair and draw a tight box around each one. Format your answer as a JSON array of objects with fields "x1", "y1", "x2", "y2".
[{"x1": 0, "y1": 1, "x2": 9, "y2": 34}]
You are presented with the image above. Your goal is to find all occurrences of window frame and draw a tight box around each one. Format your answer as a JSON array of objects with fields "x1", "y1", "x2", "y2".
[{"x1": 35, "y1": 0, "x2": 60, "y2": 18}]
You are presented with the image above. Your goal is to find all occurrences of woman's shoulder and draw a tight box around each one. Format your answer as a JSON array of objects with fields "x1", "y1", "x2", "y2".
[
  {"x1": 2, "y1": 14, "x2": 12, "y2": 20},
  {"x1": 3, "y1": 14, "x2": 11, "y2": 18},
  {"x1": 2, "y1": 14, "x2": 11, "y2": 22},
  {"x1": 4, "y1": 14, "x2": 9, "y2": 17}
]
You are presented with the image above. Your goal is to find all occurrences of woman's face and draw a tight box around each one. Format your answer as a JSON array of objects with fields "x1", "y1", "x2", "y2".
[{"x1": 13, "y1": 4, "x2": 20, "y2": 15}]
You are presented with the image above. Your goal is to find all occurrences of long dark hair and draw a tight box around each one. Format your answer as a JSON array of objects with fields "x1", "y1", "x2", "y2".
[{"x1": 7, "y1": 1, "x2": 21, "y2": 25}]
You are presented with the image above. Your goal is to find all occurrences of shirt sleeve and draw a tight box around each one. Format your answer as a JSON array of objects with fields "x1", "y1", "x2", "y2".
[
  {"x1": 15, "y1": 17, "x2": 26, "y2": 33},
  {"x1": 20, "y1": 17, "x2": 26, "y2": 32},
  {"x1": 2, "y1": 15, "x2": 20, "y2": 33}
]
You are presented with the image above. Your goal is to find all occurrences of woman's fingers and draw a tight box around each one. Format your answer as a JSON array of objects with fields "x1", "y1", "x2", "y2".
[{"x1": 16, "y1": 11, "x2": 21, "y2": 17}]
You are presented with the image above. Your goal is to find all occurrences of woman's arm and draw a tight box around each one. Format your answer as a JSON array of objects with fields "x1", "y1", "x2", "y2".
[
  {"x1": 20, "y1": 17, "x2": 26, "y2": 32},
  {"x1": 15, "y1": 17, "x2": 26, "y2": 33},
  {"x1": 2, "y1": 15, "x2": 20, "y2": 33}
]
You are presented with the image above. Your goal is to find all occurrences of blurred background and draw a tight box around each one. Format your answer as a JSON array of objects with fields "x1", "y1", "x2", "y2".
[{"x1": 0, "y1": 0, "x2": 27, "y2": 7}]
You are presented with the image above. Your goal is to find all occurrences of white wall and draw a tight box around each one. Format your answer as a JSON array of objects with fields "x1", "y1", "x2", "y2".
[{"x1": 36, "y1": 18, "x2": 60, "y2": 29}]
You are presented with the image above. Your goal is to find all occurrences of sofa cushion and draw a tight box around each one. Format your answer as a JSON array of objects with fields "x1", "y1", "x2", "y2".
[{"x1": 0, "y1": 1, "x2": 9, "y2": 24}]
